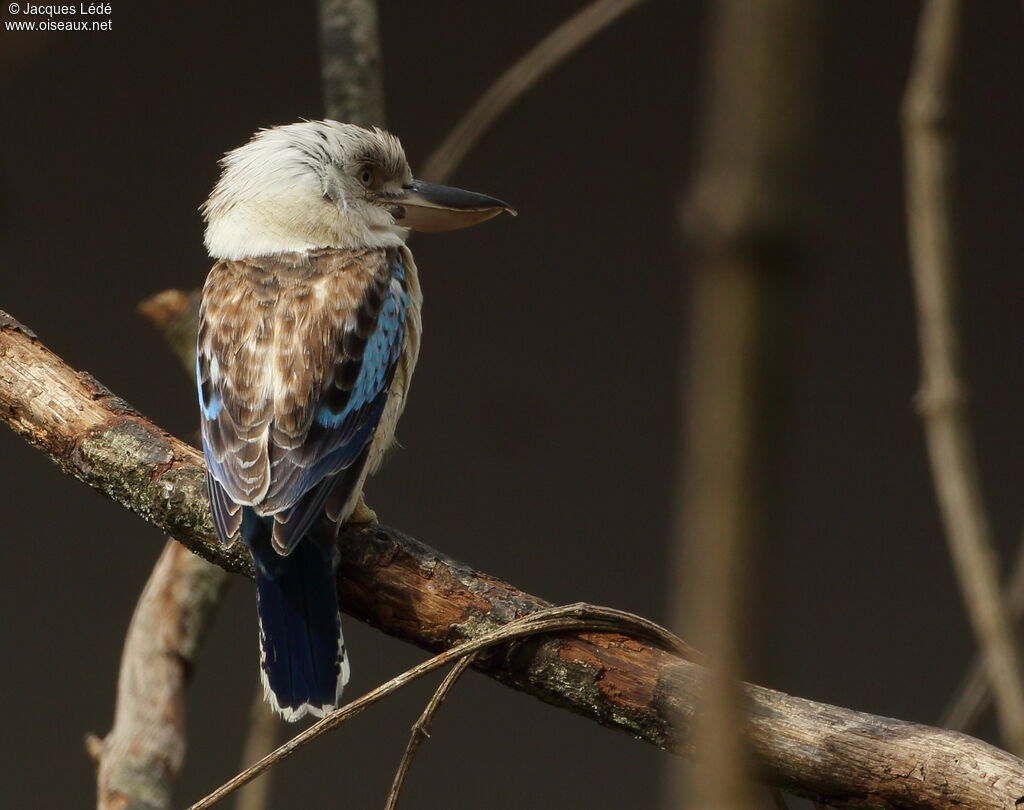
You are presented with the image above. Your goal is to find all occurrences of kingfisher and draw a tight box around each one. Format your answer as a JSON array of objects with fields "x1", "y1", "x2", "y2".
[{"x1": 197, "y1": 120, "x2": 513, "y2": 721}]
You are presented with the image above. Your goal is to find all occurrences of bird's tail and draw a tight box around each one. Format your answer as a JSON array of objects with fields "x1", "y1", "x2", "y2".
[{"x1": 247, "y1": 521, "x2": 349, "y2": 722}]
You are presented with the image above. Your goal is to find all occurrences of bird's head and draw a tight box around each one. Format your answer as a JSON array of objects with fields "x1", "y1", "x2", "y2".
[{"x1": 202, "y1": 120, "x2": 515, "y2": 260}]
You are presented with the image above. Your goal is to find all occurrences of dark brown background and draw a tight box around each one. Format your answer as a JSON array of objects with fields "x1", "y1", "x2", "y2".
[{"x1": 2, "y1": 1, "x2": 1023, "y2": 807}]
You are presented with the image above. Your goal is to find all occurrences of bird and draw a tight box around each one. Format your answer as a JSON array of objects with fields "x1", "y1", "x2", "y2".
[{"x1": 197, "y1": 120, "x2": 514, "y2": 721}]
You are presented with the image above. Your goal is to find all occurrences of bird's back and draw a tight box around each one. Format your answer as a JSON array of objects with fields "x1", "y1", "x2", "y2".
[{"x1": 199, "y1": 246, "x2": 418, "y2": 551}]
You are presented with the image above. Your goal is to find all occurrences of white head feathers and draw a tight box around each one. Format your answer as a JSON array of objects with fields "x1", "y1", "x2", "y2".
[{"x1": 202, "y1": 120, "x2": 414, "y2": 259}]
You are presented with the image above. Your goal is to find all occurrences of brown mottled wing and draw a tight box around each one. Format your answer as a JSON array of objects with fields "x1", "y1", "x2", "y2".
[{"x1": 198, "y1": 249, "x2": 403, "y2": 552}]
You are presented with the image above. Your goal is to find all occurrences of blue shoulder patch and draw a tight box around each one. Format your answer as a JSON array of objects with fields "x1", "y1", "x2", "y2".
[{"x1": 316, "y1": 253, "x2": 409, "y2": 428}]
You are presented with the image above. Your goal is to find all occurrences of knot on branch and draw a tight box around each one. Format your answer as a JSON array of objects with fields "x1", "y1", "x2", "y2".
[{"x1": 914, "y1": 379, "x2": 967, "y2": 417}]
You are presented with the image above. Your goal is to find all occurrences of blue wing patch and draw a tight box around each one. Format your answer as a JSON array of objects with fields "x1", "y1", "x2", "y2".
[
  {"x1": 269, "y1": 251, "x2": 409, "y2": 552},
  {"x1": 197, "y1": 354, "x2": 223, "y2": 420},
  {"x1": 316, "y1": 269, "x2": 407, "y2": 428}
]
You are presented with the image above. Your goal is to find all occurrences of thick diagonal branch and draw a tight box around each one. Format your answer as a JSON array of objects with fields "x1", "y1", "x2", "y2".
[{"x1": 2, "y1": 311, "x2": 1024, "y2": 810}]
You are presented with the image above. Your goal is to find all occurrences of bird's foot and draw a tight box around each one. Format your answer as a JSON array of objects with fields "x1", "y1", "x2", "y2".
[{"x1": 349, "y1": 497, "x2": 378, "y2": 525}]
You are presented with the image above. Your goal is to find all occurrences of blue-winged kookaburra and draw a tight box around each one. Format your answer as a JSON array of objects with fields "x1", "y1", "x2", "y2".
[{"x1": 198, "y1": 120, "x2": 513, "y2": 720}]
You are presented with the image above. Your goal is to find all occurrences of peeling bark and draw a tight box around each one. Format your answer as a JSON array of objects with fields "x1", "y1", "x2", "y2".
[{"x1": 0, "y1": 312, "x2": 249, "y2": 574}]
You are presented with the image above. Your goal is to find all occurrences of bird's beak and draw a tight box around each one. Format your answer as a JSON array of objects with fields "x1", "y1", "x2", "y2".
[{"x1": 385, "y1": 180, "x2": 516, "y2": 232}]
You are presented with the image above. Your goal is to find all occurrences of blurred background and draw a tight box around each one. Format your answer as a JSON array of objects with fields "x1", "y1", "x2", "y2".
[{"x1": 1, "y1": 1, "x2": 1023, "y2": 807}]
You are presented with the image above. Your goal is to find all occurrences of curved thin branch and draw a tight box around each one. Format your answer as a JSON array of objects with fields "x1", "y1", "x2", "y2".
[
  {"x1": 3, "y1": 311, "x2": 1024, "y2": 809},
  {"x1": 902, "y1": 0, "x2": 1024, "y2": 755},
  {"x1": 187, "y1": 604, "x2": 689, "y2": 810},
  {"x1": 420, "y1": 0, "x2": 649, "y2": 184}
]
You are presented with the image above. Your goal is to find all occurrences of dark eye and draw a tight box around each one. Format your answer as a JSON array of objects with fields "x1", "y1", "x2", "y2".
[{"x1": 358, "y1": 167, "x2": 375, "y2": 187}]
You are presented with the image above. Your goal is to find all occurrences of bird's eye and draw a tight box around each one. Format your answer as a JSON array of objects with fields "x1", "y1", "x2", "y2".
[{"x1": 358, "y1": 167, "x2": 375, "y2": 187}]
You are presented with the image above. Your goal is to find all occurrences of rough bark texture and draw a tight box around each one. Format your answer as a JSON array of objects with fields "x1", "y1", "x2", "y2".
[
  {"x1": 3, "y1": 310, "x2": 1024, "y2": 810},
  {"x1": 0, "y1": 311, "x2": 249, "y2": 575}
]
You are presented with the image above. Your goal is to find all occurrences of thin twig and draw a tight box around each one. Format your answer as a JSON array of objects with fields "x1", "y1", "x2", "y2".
[
  {"x1": 419, "y1": 0, "x2": 649, "y2": 184},
  {"x1": 185, "y1": 604, "x2": 693, "y2": 810},
  {"x1": 5, "y1": 313, "x2": 1024, "y2": 808},
  {"x1": 383, "y1": 654, "x2": 478, "y2": 810},
  {"x1": 902, "y1": 0, "x2": 1024, "y2": 755}
]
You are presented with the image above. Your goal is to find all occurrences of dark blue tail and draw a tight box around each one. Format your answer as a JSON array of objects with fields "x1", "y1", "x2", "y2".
[{"x1": 246, "y1": 514, "x2": 348, "y2": 721}]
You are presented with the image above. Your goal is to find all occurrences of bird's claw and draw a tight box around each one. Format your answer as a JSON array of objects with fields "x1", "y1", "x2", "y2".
[{"x1": 349, "y1": 497, "x2": 378, "y2": 525}]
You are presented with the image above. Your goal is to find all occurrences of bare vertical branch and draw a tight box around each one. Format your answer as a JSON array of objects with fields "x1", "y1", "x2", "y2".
[
  {"x1": 902, "y1": 0, "x2": 1024, "y2": 755},
  {"x1": 667, "y1": 1, "x2": 818, "y2": 807},
  {"x1": 90, "y1": 541, "x2": 228, "y2": 810},
  {"x1": 233, "y1": 688, "x2": 282, "y2": 810},
  {"x1": 319, "y1": 0, "x2": 385, "y2": 127}
]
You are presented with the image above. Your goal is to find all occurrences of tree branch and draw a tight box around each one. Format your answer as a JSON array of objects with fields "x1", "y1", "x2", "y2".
[
  {"x1": 419, "y1": 0, "x2": 649, "y2": 184},
  {"x1": 383, "y1": 654, "x2": 477, "y2": 810},
  {"x1": 232, "y1": 685, "x2": 282, "y2": 810},
  {"x1": 943, "y1": 527, "x2": 1024, "y2": 732},
  {"x1": 902, "y1": 0, "x2": 1024, "y2": 754},
  {"x1": 87, "y1": 291, "x2": 230, "y2": 810},
  {"x1": 318, "y1": 0, "x2": 385, "y2": 127},
  {"x1": 669, "y1": 0, "x2": 818, "y2": 806},
  {"x1": 188, "y1": 604, "x2": 689, "y2": 810},
  {"x1": 87, "y1": 540, "x2": 228, "y2": 810},
  {"x1": 3, "y1": 311, "x2": 1024, "y2": 809}
]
